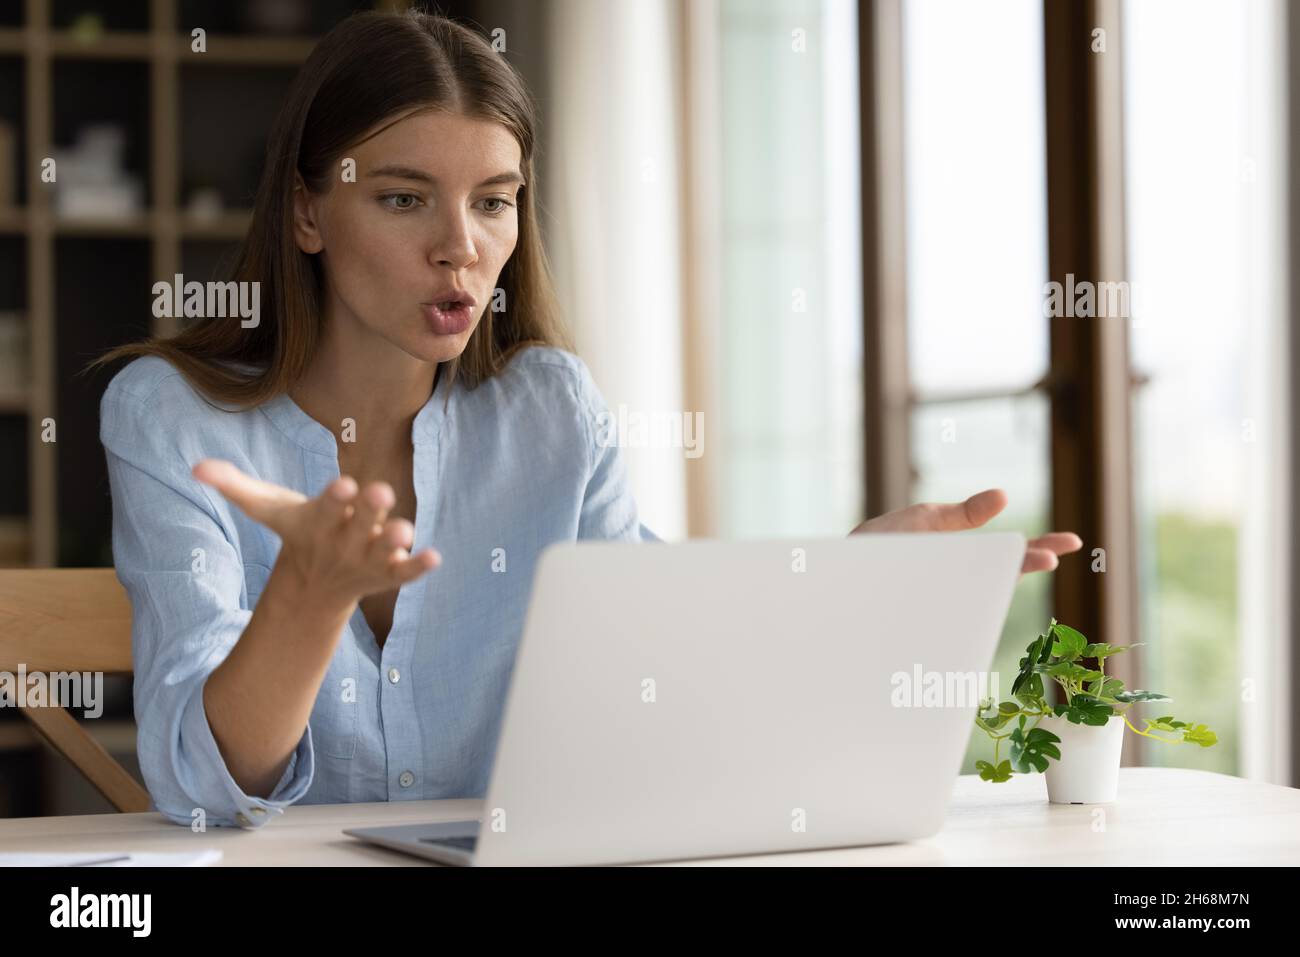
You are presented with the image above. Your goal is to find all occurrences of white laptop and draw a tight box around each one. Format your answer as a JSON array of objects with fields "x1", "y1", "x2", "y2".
[{"x1": 344, "y1": 530, "x2": 1025, "y2": 866}]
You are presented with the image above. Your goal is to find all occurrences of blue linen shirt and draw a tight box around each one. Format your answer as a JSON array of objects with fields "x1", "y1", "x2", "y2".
[{"x1": 99, "y1": 345, "x2": 659, "y2": 830}]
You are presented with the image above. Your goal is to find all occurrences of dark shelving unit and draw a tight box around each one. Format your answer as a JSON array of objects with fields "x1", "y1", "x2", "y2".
[{"x1": 0, "y1": 0, "x2": 424, "y2": 816}]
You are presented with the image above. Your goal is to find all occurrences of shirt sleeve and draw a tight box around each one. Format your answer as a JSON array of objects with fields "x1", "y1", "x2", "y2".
[
  {"x1": 570, "y1": 358, "x2": 662, "y2": 544},
  {"x1": 100, "y1": 378, "x2": 314, "y2": 830}
]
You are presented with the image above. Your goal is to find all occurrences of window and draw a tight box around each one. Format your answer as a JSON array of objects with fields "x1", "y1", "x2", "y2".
[
  {"x1": 716, "y1": 0, "x2": 863, "y2": 539},
  {"x1": 1122, "y1": 0, "x2": 1288, "y2": 777},
  {"x1": 899, "y1": 0, "x2": 1052, "y2": 771}
]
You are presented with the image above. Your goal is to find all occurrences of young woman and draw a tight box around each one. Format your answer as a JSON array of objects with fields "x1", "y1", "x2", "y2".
[{"x1": 91, "y1": 10, "x2": 1080, "y2": 830}]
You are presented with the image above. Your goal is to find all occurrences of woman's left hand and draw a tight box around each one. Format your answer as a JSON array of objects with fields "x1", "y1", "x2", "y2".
[{"x1": 849, "y1": 488, "x2": 1082, "y2": 575}]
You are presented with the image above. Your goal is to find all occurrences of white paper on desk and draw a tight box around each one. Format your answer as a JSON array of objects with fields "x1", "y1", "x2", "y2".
[{"x1": 0, "y1": 849, "x2": 222, "y2": 867}]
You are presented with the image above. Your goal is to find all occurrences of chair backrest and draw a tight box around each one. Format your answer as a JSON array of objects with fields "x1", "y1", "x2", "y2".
[{"x1": 0, "y1": 569, "x2": 151, "y2": 813}]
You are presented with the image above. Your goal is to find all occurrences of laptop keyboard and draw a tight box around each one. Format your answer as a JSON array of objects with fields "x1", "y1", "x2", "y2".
[{"x1": 418, "y1": 835, "x2": 478, "y2": 852}]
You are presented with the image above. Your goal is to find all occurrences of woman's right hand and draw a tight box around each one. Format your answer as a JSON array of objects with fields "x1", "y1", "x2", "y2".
[{"x1": 192, "y1": 458, "x2": 440, "y2": 604}]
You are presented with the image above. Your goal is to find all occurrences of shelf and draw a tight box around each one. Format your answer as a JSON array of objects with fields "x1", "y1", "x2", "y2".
[
  {"x1": 52, "y1": 0, "x2": 150, "y2": 33},
  {"x1": 0, "y1": 391, "x2": 28, "y2": 413},
  {"x1": 0, "y1": 53, "x2": 24, "y2": 209},
  {"x1": 180, "y1": 209, "x2": 251, "y2": 239},
  {"x1": 0, "y1": 28, "x2": 319, "y2": 66},
  {"x1": 0, "y1": 208, "x2": 253, "y2": 238},
  {"x1": 182, "y1": 236, "x2": 242, "y2": 285},
  {"x1": 0, "y1": 0, "x2": 438, "y2": 818},
  {"x1": 176, "y1": 34, "x2": 318, "y2": 65},
  {"x1": 180, "y1": 64, "x2": 298, "y2": 207},
  {"x1": 53, "y1": 59, "x2": 151, "y2": 215},
  {"x1": 53, "y1": 213, "x2": 153, "y2": 236},
  {"x1": 49, "y1": 30, "x2": 153, "y2": 60},
  {"x1": 0, "y1": 28, "x2": 154, "y2": 59}
]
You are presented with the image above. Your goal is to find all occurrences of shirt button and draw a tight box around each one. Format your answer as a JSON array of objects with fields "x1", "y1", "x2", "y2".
[
  {"x1": 250, "y1": 807, "x2": 267, "y2": 816},
  {"x1": 399, "y1": 770, "x2": 415, "y2": 788},
  {"x1": 388, "y1": 667, "x2": 401, "y2": 684},
  {"x1": 235, "y1": 812, "x2": 251, "y2": 827}
]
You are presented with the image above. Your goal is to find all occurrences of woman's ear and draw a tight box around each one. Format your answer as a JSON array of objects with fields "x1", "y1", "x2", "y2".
[{"x1": 292, "y1": 172, "x2": 325, "y2": 254}]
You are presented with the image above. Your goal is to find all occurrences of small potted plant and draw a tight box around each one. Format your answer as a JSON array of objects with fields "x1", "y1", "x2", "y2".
[{"x1": 973, "y1": 618, "x2": 1217, "y2": 804}]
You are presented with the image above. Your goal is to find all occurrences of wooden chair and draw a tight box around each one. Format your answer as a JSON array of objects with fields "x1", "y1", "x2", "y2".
[{"x1": 0, "y1": 569, "x2": 151, "y2": 813}]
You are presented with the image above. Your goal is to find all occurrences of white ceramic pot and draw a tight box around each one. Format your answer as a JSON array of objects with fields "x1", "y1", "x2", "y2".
[{"x1": 1040, "y1": 713, "x2": 1126, "y2": 804}]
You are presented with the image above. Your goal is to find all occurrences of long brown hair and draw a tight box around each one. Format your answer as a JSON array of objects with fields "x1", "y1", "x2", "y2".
[{"x1": 85, "y1": 8, "x2": 570, "y2": 408}]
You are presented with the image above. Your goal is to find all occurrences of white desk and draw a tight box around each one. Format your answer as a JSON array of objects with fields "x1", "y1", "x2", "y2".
[{"x1": 1, "y1": 768, "x2": 1296, "y2": 865}]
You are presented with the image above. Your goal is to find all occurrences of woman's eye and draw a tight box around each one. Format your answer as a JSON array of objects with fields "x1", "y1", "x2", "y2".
[
  {"x1": 480, "y1": 197, "x2": 514, "y2": 215},
  {"x1": 381, "y1": 193, "x2": 420, "y2": 211}
]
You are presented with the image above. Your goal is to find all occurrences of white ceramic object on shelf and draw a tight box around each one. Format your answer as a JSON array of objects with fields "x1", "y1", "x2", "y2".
[{"x1": 1041, "y1": 713, "x2": 1126, "y2": 804}]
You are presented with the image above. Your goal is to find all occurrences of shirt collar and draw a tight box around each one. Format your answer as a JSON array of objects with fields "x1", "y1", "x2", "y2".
[{"x1": 259, "y1": 363, "x2": 452, "y2": 456}]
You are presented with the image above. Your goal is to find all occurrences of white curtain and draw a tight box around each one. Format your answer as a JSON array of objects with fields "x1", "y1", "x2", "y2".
[{"x1": 544, "y1": 0, "x2": 689, "y2": 541}]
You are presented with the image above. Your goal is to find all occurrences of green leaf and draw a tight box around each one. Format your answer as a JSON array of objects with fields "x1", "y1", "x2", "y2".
[
  {"x1": 1045, "y1": 661, "x2": 1080, "y2": 678},
  {"x1": 1044, "y1": 661, "x2": 1101, "y2": 686},
  {"x1": 1183, "y1": 725, "x2": 1218, "y2": 748},
  {"x1": 975, "y1": 699, "x2": 1019, "y2": 732},
  {"x1": 1009, "y1": 726, "x2": 1063, "y2": 774},
  {"x1": 1014, "y1": 688, "x2": 1046, "y2": 711},
  {"x1": 1143, "y1": 715, "x2": 1216, "y2": 748},
  {"x1": 1056, "y1": 694, "x2": 1114, "y2": 726},
  {"x1": 1086, "y1": 675, "x2": 1122, "y2": 697},
  {"x1": 1083, "y1": 642, "x2": 1133, "y2": 660},
  {"x1": 1097, "y1": 678, "x2": 1125, "y2": 699},
  {"x1": 1023, "y1": 673, "x2": 1045, "y2": 701},
  {"x1": 976, "y1": 759, "x2": 1013, "y2": 783},
  {"x1": 1113, "y1": 690, "x2": 1171, "y2": 704},
  {"x1": 1050, "y1": 623, "x2": 1088, "y2": 660},
  {"x1": 1013, "y1": 636, "x2": 1047, "y2": 695},
  {"x1": 1145, "y1": 716, "x2": 1186, "y2": 732}
]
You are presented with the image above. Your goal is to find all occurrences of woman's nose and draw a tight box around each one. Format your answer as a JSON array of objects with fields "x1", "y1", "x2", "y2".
[{"x1": 429, "y1": 211, "x2": 477, "y2": 269}]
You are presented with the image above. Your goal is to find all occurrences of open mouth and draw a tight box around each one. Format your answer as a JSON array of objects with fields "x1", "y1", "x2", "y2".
[{"x1": 424, "y1": 299, "x2": 474, "y2": 335}]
